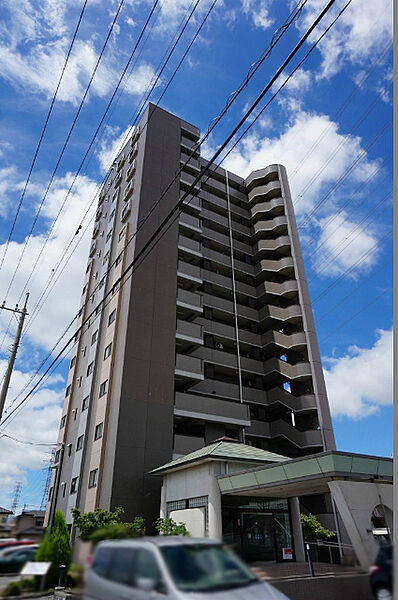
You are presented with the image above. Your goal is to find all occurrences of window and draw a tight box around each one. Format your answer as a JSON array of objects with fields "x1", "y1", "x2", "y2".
[
  {"x1": 92, "y1": 547, "x2": 113, "y2": 578},
  {"x1": 55, "y1": 449, "x2": 61, "y2": 463},
  {"x1": 104, "y1": 343, "x2": 112, "y2": 360},
  {"x1": 82, "y1": 346, "x2": 87, "y2": 357},
  {"x1": 77, "y1": 435, "x2": 84, "y2": 451},
  {"x1": 82, "y1": 283, "x2": 87, "y2": 295},
  {"x1": 86, "y1": 262, "x2": 91, "y2": 273},
  {"x1": 132, "y1": 550, "x2": 162, "y2": 588},
  {"x1": 108, "y1": 310, "x2": 116, "y2": 326},
  {"x1": 106, "y1": 230, "x2": 112, "y2": 242},
  {"x1": 94, "y1": 422, "x2": 103, "y2": 441},
  {"x1": 70, "y1": 477, "x2": 78, "y2": 494},
  {"x1": 115, "y1": 253, "x2": 122, "y2": 266},
  {"x1": 70, "y1": 356, "x2": 76, "y2": 369},
  {"x1": 119, "y1": 226, "x2": 126, "y2": 241},
  {"x1": 88, "y1": 468, "x2": 98, "y2": 488},
  {"x1": 87, "y1": 362, "x2": 94, "y2": 376},
  {"x1": 60, "y1": 415, "x2": 66, "y2": 429},
  {"x1": 73, "y1": 407, "x2": 78, "y2": 420},
  {"x1": 91, "y1": 330, "x2": 98, "y2": 345},
  {"x1": 109, "y1": 549, "x2": 135, "y2": 586},
  {"x1": 109, "y1": 209, "x2": 115, "y2": 221},
  {"x1": 99, "y1": 380, "x2": 108, "y2": 397},
  {"x1": 103, "y1": 251, "x2": 110, "y2": 265},
  {"x1": 82, "y1": 396, "x2": 89, "y2": 411},
  {"x1": 68, "y1": 444, "x2": 72, "y2": 457},
  {"x1": 65, "y1": 385, "x2": 71, "y2": 397},
  {"x1": 99, "y1": 276, "x2": 106, "y2": 289}
]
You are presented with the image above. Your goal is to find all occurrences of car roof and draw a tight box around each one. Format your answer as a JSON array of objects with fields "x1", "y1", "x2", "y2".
[{"x1": 97, "y1": 536, "x2": 222, "y2": 549}]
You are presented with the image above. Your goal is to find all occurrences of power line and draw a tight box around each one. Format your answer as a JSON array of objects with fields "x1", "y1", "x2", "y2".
[
  {"x1": 0, "y1": 430, "x2": 57, "y2": 446},
  {"x1": 21, "y1": 0, "x2": 305, "y2": 338},
  {"x1": 15, "y1": 0, "x2": 205, "y2": 331},
  {"x1": 0, "y1": 0, "x2": 346, "y2": 428},
  {"x1": 289, "y1": 41, "x2": 392, "y2": 182},
  {"x1": 319, "y1": 288, "x2": 392, "y2": 344},
  {"x1": 0, "y1": 0, "x2": 89, "y2": 274},
  {"x1": 2, "y1": 0, "x2": 127, "y2": 303}
]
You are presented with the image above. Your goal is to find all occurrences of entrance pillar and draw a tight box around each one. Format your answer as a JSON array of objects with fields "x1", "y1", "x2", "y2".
[{"x1": 289, "y1": 496, "x2": 305, "y2": 561}]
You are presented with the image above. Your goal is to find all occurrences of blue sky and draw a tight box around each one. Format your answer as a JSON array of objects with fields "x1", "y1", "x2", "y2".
[{"x1": 0, "y1": 0, "x2": 392, "y2": 511}]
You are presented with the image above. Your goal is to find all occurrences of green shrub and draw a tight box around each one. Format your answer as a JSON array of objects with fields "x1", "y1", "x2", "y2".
[
  {"x1": 71, "y1": 507, "x2": 125, "y2": 541},
  {"x1": 20, "y1": 578, "x2": 36, "y2": 591},
  {"x1": 300, "y1": 512, "x2": 335, "y2": 541},
  {"x1": 2, "y1": 581, "x2": 21, "y2": 596},
  {"x1": 67, "y1": 563, "x2": 84, "y2": 589},
  {"x1": 89, "y1": 517, "x2": 145, "y2": 545},
  {"x1": 155, "y1": 517, "x2": 190, "y2": 536},
  {"x1": 36, "y1": 509, "x2": 71, "y2": 588}
]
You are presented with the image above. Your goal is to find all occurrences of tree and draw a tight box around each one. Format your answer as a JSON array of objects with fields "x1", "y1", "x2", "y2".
[
  {"x1": 36, "y1": 510, "x2": 71, "y2": 588},
  {"x1": 300, "y1": 513, "x2": 335, "y2": 542},
  {"x1": 71, "y1": 506, "x2": 125, "y2": 541},
  {"x1": 155, "y1": 517, "x2": 190, "y2": 536},
  {"x1": 89, "y1": 518, "x2": 145, "y2": 545}
]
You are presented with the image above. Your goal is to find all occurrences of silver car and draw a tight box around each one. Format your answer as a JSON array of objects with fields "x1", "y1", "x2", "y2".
[{"x1": 84, "y1": 537, "x2": 290, "y2": 599}]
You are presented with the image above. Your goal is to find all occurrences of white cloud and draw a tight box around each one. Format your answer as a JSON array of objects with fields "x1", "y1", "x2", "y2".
[
  {"x1": 0, "y1": 170, "x2": 98, "y2": 352},
  {"x1": 323, "y1": 329, "x2": 392, "y2": 418},
  {"x1": 241, "y1": 0, "x2": 273, "y2": 30},
  {"x1": 0, "y1": 1, "x2": 157, "y2": 105},
  {"x1": 271, "y1": 68, "x2": 312, "y2": 111},
  {"x1": 224, "y1": 110, "x2": 380, "y2": 216},
  {"x1": 297, "y1": 0, "x2": 392, "y2": 79},
  {"x1": 313, "y1": 212, "x2": 379, "y2": 277},
  {"x1": 97, "y1": 125, "x2": 135, "y2": 174},
  {"x1": 0, "y1": 360, "x2": 63, "y2": 508}
]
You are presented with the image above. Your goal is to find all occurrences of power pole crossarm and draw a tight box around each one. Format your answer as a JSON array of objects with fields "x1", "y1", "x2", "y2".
[{"x1": 0, "y1": 293, "x2": 29, "y2": 422}]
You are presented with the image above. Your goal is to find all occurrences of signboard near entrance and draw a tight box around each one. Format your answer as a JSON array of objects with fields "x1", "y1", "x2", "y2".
[{"x1": 282, "y1": 547, "x2": 293, "y2": 560}]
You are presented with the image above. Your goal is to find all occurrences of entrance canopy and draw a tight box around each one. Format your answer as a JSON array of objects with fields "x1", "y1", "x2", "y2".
[{"x1": 217, "y1": 451, "x2": 392, "y2": 497}]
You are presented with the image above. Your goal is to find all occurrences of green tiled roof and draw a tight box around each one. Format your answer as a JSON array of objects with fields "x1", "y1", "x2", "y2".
[{"x1": 150, "y1": 441, "x2": 287, "y2": 474}]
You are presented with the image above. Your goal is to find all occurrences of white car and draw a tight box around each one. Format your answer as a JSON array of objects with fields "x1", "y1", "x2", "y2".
[{"x1": 84, "y1": 537, "x2": 291, "y2": 599}]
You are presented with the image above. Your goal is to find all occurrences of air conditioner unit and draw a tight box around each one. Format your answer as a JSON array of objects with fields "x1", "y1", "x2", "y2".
[{"x1": 215, "y1": 342, "x2": 224, "y2": 350}]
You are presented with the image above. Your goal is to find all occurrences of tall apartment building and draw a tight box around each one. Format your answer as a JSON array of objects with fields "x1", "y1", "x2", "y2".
[{"x1": 47, "y1": 103, "x2": 335, "y2": 531}]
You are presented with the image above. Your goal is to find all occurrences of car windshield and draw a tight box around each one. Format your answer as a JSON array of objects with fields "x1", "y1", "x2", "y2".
[{"x1": 160, "y1": 543, "x2": 258, "y2": 592}]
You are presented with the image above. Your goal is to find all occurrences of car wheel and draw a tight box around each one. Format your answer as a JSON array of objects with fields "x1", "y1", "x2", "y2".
[{"x1": 375, "y1": 588, "x2": 392, "y2": 600}]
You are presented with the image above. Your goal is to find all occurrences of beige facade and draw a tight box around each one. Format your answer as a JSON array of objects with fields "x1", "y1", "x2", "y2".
[{"x1": 46, "y1": 104, "x2": 335, "y2": 537}]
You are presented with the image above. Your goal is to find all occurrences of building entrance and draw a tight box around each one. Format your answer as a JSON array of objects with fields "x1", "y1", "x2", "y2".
[
  {"x1": 241, "y1": 512, "x2": 275, "y2": 562},
  {"x1": 222, "y1": 496, "x2": 294, "y2": 563}
]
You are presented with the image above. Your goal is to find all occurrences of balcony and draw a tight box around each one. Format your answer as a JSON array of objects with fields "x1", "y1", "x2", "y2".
[
  {"x1": 176, "y1": 320, "x2": 203, "y2": 350},
  {"x1": 246, "y1": 419, "x2": 322, "y2": 449},
  {"x1": 202, "y1": 294, "x2": 257, "y2": 321},
  {"x1": 201, "y1": 226, "x2": 252, "y2": 256},
  {"x1": 180, "y1": 173, "x2": 200, "y2": 193},
  {"x1": 178, "y1": 235, "x2": 202, "y2": 262},
  {"x1": 203, "y1": 247, "x2": 254, "y2": 277},
  {"x1": 245, "y1": 165, "x2": 280, "y2": 191},
  {"x1": 179, "y1": 212, "x2": 201, "y2": 235},
  {"x1": 253, "y1": 236, "x2": 291, "y2": 257},
  {"x1": 201, "y1": 209, "x2": 250, "y2": 237},
  {"x1": 177, "y1": 260, "x2": 202, "y2": 288},
  {"x1": 174, "y1": 391, "x2": 250, "y2": 427},
  {"x1": 247, "y1": 180, "x2": 282, "y2": 205},
  {"x1": 175, "y1": 354, "x2": 204, "y2": 384},
  {"x1": 203, "y1": 269, "x2": 255, "y2": 298},
  {"x1": 173, "y1": 434, "x2": 204, "y2": 457},
  {"x1": 263, "y1": 357, "x2": 312, "y2": 383},
  {"x1": 266, "y1": 387, "x2": 317, "y2": 413},
  {"x1": 259, "y1": 304, "x2": 302, "y2": 328},
  {"x1": 255, "y1": 256, "x2": 295, "y2": 279},
  {"x1": 176, "y1": 288, "x2": 203, "y2": 316},
  {"x1": 181, "y1": 193, "x2": 201, "y2": 214},
  {"x1": 252, "y1": 216, "x2": 288, "y2": 239},
  {"x1": 261, "y1": 331, "x2": 307, "y2": 355},
  {"x1": 250, "y1": 197, "x2": 285, "y2": 221},
  {"x1": 256, "y1": 279, "x2": 298, "y2": 302}
]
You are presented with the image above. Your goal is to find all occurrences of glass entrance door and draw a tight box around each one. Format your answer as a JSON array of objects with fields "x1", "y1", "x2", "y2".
[{"x1": 240, "y1": 512, "x2": 276, "y2": 562}]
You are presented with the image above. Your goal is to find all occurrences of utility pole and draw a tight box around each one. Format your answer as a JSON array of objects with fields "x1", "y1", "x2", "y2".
[
  {"x1": 48, "y1": 443, "x2": 64, "y2": 536},
  {"x1": 0, "y1": 293, "x2": 29, "y2": 422}
]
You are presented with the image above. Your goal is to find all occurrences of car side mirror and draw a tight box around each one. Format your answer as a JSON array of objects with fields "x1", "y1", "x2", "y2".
[{"x1": 136, "y1": 577, "x2": 156, "y2": 592}]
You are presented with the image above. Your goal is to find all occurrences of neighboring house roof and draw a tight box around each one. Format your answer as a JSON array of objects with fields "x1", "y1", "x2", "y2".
[
  {"x1": 150, "y1": 440, "x2": 287, "y2": 475},
  {"x1": 0, "y1": 507, "x2": 13, "y2": 514},
  {"x1": 20, "y1": 510, "x2": 45, "y2": 517},
  {"x1": 16, "y1": 526, "x2": 45, "y2": 536}
]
